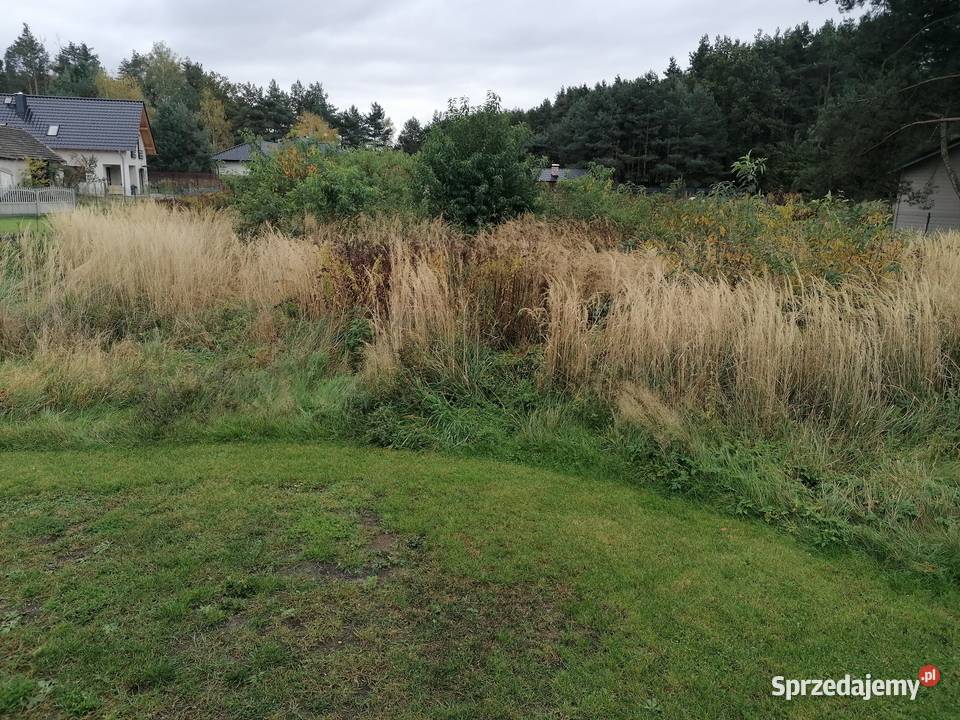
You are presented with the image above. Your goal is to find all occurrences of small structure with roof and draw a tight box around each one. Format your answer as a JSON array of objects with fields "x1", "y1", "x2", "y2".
[
  {"x1": 212, "y1": 140, "x2": 280, "y2": 176},
  {"x1": 0, "y1": 91, "x2": 156, "y2": 196},
  {"x1": 0, "y1": 125, "x2": 64, "y2": 188},
  {"x1": 537, "y1": 163, "x2": 588, "y2": 186},
  {"x1": 894, "y1": 141, "x2": 960, "y2": 232}
]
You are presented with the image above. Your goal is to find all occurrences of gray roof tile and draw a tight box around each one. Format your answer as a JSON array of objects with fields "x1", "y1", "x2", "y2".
[
  {"x1": 0, "y1": 126, "x2": 64, "y2": 162},
  {"x1": 0, "y1": 92, "x2": 147, "y2": 153},
  {"x1": 212, "y1": 140, "x2": 280, "y2": 162}
]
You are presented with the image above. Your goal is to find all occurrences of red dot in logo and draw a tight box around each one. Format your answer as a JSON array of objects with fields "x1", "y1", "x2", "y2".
[{"x1": 918, "y1": 664, "x2": 941, "y2": 687}]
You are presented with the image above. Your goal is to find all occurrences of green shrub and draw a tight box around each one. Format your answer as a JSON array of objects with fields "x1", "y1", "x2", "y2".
[
  {"x1": 228, "y1": 142, "x2": 421, "y2": 233},
  {"x1": 539, "y1": 170, "x2": 901, "y2": 281},
  {"x1": 418, "y1": 93, "x2": 539, "y2": 230}
]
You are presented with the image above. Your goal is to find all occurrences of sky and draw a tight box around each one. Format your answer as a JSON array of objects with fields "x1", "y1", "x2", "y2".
[{"x1": 3, "y1": 0, "x2": 861, "y2": 124}]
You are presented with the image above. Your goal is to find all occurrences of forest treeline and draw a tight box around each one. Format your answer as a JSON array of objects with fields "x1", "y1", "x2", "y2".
[
  {"x1": 513, "y1": 0, "x2": 959, "y2": 198},
  {"x1": 2, "y1": 0, "x2": 958, "y2": 197}
]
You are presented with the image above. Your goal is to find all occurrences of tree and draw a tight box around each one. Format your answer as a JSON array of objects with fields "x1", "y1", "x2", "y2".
[
  {"x1": 261, "y1": 80, "x2": 295, "y2": 139},
  {"x1": 94, "y1": 72, "x2": 143, "y2": 101},
  {"x1": 199, "y1": 87, "x2": 234, "y2": 151},
  {"x1": 338, "y1": 105, "x2": 368, "y2": 148},
  {"x1": 141, "y1": 43, "x2": 192, "y2": 109},
  {"x1": 152, "y1": 99, "x2": 214, "y2": 172},
  {"x1": 291, "y1": 81, "x2": 337, "y2": 124},
  {"x1": 396, "y1": 117, "x2": 426, "y2": 153},
  {"x1": 365, "y1": 102, "x2": 394, "y2": 148},
  {"x1": 118, "y1": 50, "x2": 149, "y2": 86},
  {"x1": 22, "y1": 158, "x2": 53, "y2": 187},
  {"x1": 288, "y1": 111, "x2": 339, "y2": 143},
  {"x1": 418, "y1": 93, "x2": 538, "y2": 230},
  {"x1": 4, "y1": 24, "x2": 50, "y2": 94},
  {"x1": 229, "y1": 83, "x2": 269, "y2": 137},
  {"x1": 49, "y1": 42, "x2": 102, "y2": 97}
]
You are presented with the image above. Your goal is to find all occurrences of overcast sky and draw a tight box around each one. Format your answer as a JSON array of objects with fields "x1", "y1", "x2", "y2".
[{"x1": 5, "y1": 0, "x2": 858, "y2": 124}]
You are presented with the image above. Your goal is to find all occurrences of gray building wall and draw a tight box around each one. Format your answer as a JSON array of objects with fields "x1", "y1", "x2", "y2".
[{"x1": 894, "y1": 146, "x2": 960, "y2": 231}]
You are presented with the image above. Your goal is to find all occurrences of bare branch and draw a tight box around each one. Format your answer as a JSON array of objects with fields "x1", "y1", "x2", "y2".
[
  {"x1": 864, "y1": 116, "x2": 960, "y2": 154},
  {"x1": 940, "y1": 119, "x2": 960, "y2": 202}
]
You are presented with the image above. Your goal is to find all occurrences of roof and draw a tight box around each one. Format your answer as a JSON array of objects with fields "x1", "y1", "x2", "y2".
[
  {"x1": 537, "y1": 167, "x2": 588, "y2": 182},
  {"x1": 0, "y1": 126, "x2": 64, "y2": 162},
  {"x1": 895, "y1": 140, "x2": 960, "y2": 173},
  {"x1": 212, "y1": 140, "x2": 280, "y2": 162},
  {"x1": 0, "y1": 92, "x2": 155, "y2": 155}
]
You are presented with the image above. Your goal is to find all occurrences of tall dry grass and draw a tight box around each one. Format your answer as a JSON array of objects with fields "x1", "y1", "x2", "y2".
[
  {"x1": 368, "y1": 216, "x2": 960, "y2": 429},
  {"x1": 2, "y1": 203, "x2": 958, "y2": 432},
  {"x1": 0, "y1": 204, "x2": 344, "y2": 339}
]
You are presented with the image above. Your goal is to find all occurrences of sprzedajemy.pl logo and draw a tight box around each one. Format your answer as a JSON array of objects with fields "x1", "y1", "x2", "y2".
[{"x1": 771, "y1": 665, "x2": 941, "y2": 701}]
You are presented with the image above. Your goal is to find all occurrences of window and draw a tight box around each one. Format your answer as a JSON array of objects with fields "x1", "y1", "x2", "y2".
[{"x1": 46, "y1": 124, "x2": 59, "y2": 136}]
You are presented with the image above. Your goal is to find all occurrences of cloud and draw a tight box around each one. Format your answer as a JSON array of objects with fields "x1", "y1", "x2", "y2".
[{"x1": 4, "y1": 0, "x2": 855, "y2": 123}]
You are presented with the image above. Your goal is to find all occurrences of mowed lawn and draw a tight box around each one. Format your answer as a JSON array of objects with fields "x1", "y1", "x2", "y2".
[
  {"x1": 0, "y1": 215, "x2": 48, "y2": 236},
  {"x1": 0, "y1": 443, "x2": 956, "y2": 719}
]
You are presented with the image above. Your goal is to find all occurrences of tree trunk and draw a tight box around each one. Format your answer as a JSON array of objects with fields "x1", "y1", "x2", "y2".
[{"x1": 940, "y1": 119, "x2": 960, "y2": 202}]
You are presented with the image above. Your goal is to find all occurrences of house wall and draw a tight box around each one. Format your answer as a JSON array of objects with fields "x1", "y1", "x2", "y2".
[
  {"x1": 895, "y1": 148, "x2": 960, "y2": 231},
  {"x1": 216, "y1": 161, "x2": 249, "y2": 176},
  {"x1": 59, "y1": 136, "x2": 150, "y2": 197},
  {"x1": 0, "y1": 159, "x2": 27, "y2": 188}
]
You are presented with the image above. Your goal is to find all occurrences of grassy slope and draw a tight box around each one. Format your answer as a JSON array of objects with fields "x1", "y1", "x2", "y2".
[{"x1": 0, "y1": 442, "x2": 956, "y2": 719}]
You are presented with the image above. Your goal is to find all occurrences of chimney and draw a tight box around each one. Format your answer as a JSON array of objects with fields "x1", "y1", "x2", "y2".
[
  {"x1": 14, "y1": 92, "x2": 27, "y2": 119},
  {"x1": 550, "y1": 163, "x2": 560, "y2": 180}
]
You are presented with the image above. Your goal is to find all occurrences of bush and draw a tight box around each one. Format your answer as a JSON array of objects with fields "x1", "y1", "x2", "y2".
[
  {"x1": 418, "y1": 93, "x2": 539, "y2": 230},
  {"x1": 228, "y1": 142, "x2": 421, "y2": 234},
  {"x1": 538, "y1": 170, "x2": 902, "y2": 281}
]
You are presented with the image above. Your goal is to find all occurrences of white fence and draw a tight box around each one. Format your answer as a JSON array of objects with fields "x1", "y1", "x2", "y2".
[{"x1": 0, "y1": 187, "x2": 76, "y2": 215}]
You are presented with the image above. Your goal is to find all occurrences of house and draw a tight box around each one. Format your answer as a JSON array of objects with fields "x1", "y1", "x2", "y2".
[
  {"x1": 212, "y1": 140, "x2": 280, "y2": 176},
  {"x1": 0, "y1": 91, "x2": 156, "y2": 196},
  {"x1": 893, "y1": 141, "x2": 960, "y2": 231},
  {"x1": 0, "y1": 126, "x2": 64, "y2": 188},
  {"x1": 537, "y1": 163, "x2": 588, "y2": 185}
]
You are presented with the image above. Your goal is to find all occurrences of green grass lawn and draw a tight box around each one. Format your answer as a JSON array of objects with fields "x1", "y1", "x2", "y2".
[
  {"x1": 0, "y1": 442, "x2": 956, "y2": 719},
  {"x1": 0, "y1": 215, "x2": 49, "y2": 235}
]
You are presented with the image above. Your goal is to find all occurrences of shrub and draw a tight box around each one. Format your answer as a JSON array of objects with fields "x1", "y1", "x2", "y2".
[
  {"x1": 539, "y1": 172, "x2": 902, "y2": 282},
  {"x1": 228, "y1": 142, "x2": 421, "y2": 234},
  {"x1": 417, "y1": 93, "x2": 539, "y2": 230}
]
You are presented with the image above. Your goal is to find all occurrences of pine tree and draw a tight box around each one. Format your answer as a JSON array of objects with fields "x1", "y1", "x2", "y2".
[
  {"x1": 338, "y1": 105, "x2": 368, "y2": 148},
  {"x1": 152, "y1": 99, "x2": 214, "y2": 172},
  {"x1": 262, "y1": 80, "x2": 295, "y2": 139},
  {"x1": 4, "y1": 24, "x2": 50, "y2": 94},
  {"x1": 364, "y1": 102, "x2": 394, "y2": 148},
  {"x1": 50, "y1": 43, "x2": 102, "y2": 97},
  {"x1": 396, "y1": 117, "x2": 425, "y2": 153},
  {"x1": 291, "y1": 81, "x2": 337, "y2": 124}
]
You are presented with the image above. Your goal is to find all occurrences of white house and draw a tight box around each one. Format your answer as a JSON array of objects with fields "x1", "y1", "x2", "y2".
[
  {"x1": 0, "y1": 125, "x2": 64, "y2": 188},
  {"x1": 894, "y1": 141, "x2": 960, "y2": 232},
  {"x1": 0, "y1": 91, "x2": 156, "y2": 196},
  {"x1": 212, "y1": 140, "x2": 280, "y2": 176}
]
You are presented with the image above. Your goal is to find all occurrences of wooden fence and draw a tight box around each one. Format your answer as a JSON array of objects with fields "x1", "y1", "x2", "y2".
[{"x1": 149, "y1": 171, "x2": 224, "y2": 195}]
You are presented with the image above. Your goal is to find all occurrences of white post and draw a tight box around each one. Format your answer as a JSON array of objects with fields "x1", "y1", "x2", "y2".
[{"x1": 119, "y1": 153, "x2": 128, "y2": 197}]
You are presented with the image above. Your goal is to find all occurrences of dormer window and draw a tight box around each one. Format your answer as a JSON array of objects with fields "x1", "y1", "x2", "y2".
[{"x1": 46, "y1": 124, "x2": 59, "y2": 136}]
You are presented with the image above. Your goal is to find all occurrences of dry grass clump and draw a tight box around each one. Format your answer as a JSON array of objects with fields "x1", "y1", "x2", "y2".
[
  {"x1": 2, "y1": 204, "x2": 958, "y2": 433},
  {"x1": 0, "y1": 335, "x2": 145, "y2": 413},
  {"x1": 0, "y1": 204, "x2": 349, "y2": 340},
  {"x1": 368, "y1": 217, "x2": 960, "y2": 429}
]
